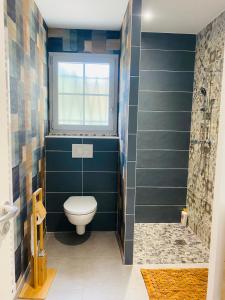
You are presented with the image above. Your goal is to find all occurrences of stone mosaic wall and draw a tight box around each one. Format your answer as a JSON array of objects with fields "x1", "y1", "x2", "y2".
[
  {"x1": 48, "y1": 28, "x2": 120, "y2": 54},
  {"x1": 187, "y1": 11, "x2": 225, "y2": 248},
  {"x1": 4, "y1": 0, "x2": 48, "y2": 285}
]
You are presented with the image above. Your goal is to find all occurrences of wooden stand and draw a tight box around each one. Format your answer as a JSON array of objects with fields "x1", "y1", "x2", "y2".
[{"x1": 19, "y1": 188, "x2": 56, "y2": 299}]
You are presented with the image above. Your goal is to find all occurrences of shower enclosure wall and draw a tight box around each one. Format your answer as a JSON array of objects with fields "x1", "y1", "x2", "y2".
[{"x1": 133, "y1": 10, "x2": 225, "y2": 265}]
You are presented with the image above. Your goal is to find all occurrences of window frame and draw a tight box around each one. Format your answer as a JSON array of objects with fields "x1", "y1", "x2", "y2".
[{"x1": 49, "y1": 52, "x2": 119, "y2": 135}]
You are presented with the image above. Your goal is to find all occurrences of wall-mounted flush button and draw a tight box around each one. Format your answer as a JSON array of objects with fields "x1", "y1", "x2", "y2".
[{"x1": 72, "y1": 144, "x2": 93, "y2": 158}]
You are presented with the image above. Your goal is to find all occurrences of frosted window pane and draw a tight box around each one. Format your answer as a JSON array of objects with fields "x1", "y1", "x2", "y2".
[
  {"x1": 85, "y1": 95, "x2": 108, "y2": 126},
  {"x1": 85, "y1": 78, "x2": 109, "y2": 94},
  {"x1": 58, "y1": 95, "x2": 83, "y2": 125},
  {"x1": 85, "y1": 64, "x2": 109, "y2": 78},
  {"x1": 58, "y1": 63, "x2": 83, "y2": 93}
]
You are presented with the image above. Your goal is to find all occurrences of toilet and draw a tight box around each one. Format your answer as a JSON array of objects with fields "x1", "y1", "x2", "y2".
[{"x1": 64, "y1": 196, "x2": 97, "y2": 235}]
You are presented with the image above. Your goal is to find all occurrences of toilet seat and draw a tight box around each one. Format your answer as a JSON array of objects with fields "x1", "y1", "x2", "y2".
[{"x1": 64, "y1": 196, "x2": 97, "y2": 215}]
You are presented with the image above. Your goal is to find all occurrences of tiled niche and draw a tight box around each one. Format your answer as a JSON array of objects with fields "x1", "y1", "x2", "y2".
[{"x1": 45, "y1": 137, "x2": 119, "y2": 231}]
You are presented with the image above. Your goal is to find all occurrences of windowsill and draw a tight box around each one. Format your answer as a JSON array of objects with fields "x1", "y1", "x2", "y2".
[{"x1": 46, "y1": 133, "x2": 119, "y2": 139}]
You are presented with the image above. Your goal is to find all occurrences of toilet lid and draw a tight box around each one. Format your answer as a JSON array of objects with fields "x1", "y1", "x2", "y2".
[{"x1": 64, "y1": 196, "x2": 97, "y2": 215}]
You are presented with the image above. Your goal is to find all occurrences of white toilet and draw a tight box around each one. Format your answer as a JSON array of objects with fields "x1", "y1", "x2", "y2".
[{"x1": 64, "y1": 196, "x2": 97, "y2": 235}]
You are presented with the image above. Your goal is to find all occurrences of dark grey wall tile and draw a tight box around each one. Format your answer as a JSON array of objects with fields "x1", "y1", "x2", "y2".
[
  {"x1": 124, "y1": 240, "x2": 133, "y2": 265},
  {"x1": 129, "y1": 77, "x2": 139, "y2": 105},
  {"x1": 136, "y1": 169, "x2": 188, "y2": 187},
  {"x1": 126, "y1": 188, "x2": 135, "y2": 214},
  {"x1": 46, "y1": 192, "x2": 118, "y2": 213},
  {"x1": 47, "y1": 212, "x2": 74, "y2": 231},
  {"x1": 135, "y1": 205, "x2": 183, "y2": 223},
  {"x1": 131, "y1": 15, "x2": 141, "y2": 46},
  {"x1": 46, "y1": 137, "x2": 82, "y2": 151},
  {"x1": 139, "y1": 91, "x2": 192, "y2": 111},
  {"x1": 141, "y1": 32, "x2": 196, "y2": 51},
  {"x1": 46, "y1": 151, "x2": 82, "y2": 171},
  {"x1": 137, "y1": 150, "x2": 189, "y2": 168},
  {"x1": 46, "y1": 192, "x2": 82, "y2": 212},
  {"x1": 140, "y1": 50, "x2": 195, "y2": 71},
  {"x1": 137, "y1": 131, "x2": 190, "y2": 150},
  {"x1": 128, "y1": 134, "x2": 136, "y2": 161},
  {"x1": 125, "y1": 214, "x2": 135, "y2": 240},
  {"x1": 83, "y1": 152, "x2": 118, "y2": 171},
  {"x1": 140, "y1": 71, "x2": 194, "y2": 92},
  {"x1": 83, "y1": 172, "x2": 117, "y2": 192},
  {"x1": 87, "y1": 213, "x2": 117, "y2": 231},
  {"x1": 46, "y1": 172, "x2": 82, "y2": 192},
  {"x1": 128, "y1": 106, "x2": 138, "y2": 133},
  {"x1": 138, "y1": 111, "x2": 191, "y2": 131},
  {"x1": 131, "y1": 47, "x2": 140, "y2": 76},
  {"x1": 132, "y1": 0, "x2": 142, "y2": 16},
  {"x1": 47, "y1": 212, "x2": 117, "y2": 232},
  {"x1": 127, "y1": 162, "x2": 136, "y2": 187},
  {"x1": 83, "y1": 138, "x2": 119, "y2": 151},
  {"x1": 83, "y1": 193, "x2": 118, "y2": 212},
  {"x1": 134, "y1": 32, "x2": 194, "y2": 225},
  {"x1": 136, "y1": 187, "x2": 187, "y2": 205}
]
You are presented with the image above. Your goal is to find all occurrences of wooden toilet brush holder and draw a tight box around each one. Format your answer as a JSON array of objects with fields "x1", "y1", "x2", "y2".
[{"x1": 19, "y1": 188, "x2": 56, "y2": 299}]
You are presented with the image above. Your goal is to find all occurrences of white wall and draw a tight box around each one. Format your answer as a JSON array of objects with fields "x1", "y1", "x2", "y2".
[{"x1": 207, "y1": 46, "x2": 225, "y2": 300}]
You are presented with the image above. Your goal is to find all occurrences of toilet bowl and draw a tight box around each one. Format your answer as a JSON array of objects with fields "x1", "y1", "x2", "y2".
[{"x1": 64, "y1": 196, "x2": 97, "y2": 235}]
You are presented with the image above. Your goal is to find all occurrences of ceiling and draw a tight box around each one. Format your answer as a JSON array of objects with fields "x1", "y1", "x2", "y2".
[
  {"x1": 34, "y1": 0, "x2": 128, "y2": 30},
  {"x1": 142, "y1": 0, "x2": 225, "y2": 34},
  {"x1": 35, "y1": 0, "x2": 225, "y2": 34}
]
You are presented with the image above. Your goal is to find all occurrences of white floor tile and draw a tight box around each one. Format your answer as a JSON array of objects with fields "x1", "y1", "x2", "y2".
[{"x1": 44, "y1": 232, "x2": 149, "y2": 300}]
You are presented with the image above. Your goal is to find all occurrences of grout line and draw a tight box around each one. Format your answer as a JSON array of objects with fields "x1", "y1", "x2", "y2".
[
  {"x1": 141, "y1": 48, "x2": 195, "y2": 53},
  {"x1": 46, "y1": 150, "x2": 119, "y2": 153},
  {"x1": 46, "y1": 191, "x2": 118, "y2": 194},
  {"x1": 48, "y1": 211, "x2": 117, "y2": 214},
  {"x1": 135, "y1": 204, "x2": 184, "y2": 207},
  {"x1": 45, "y1": 135, "x2": 120, "y2": 139},
  {"x1": 140, "y1": 70, "x2": 194, "y2": 73},
  {"x1": 138, "y1": 110, "x2": 191, "y2": 113},
  {"x1": 45, "y1": 171, "x2": 118, "y2": 173},
  {"x1": 139, "y1": 90, "x2": 193, "y2": 93},
  {"x1": 136, "y1": 167, "x2": 188, "y2": 170},
  {"x1": 136, "y1": 186, "x2": 187, "y2": 188},
  {"x1": 137, "y1": 130, "x2": 190, "y2": 133},
  {"x1": 137, "y1": 149, "x2": 189, "y2": 151}
]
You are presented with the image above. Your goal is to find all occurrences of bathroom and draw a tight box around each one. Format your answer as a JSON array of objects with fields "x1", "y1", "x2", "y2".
[{"x1": 1, "y1": 0, "x2": 225, "y2": 299}]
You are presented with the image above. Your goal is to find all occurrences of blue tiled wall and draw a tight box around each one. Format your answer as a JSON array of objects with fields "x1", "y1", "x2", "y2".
[
  {"x1": 46, "y1": 28, "x2": 121, "y2": 232},
  {"x1": 5, "y1": 0, "x2": 48, "y2": 285},
  {"x1": 48, "y1": 28, "x2": 120, "y2": 54},
  {"x1": 118, "y1": 0, "x2": 142, "y2": 264},
  {"x1": 135, "y1": 32, "x2": 196, "y2": 223},
  {"x1": 45, "y1": 137, "x2": 119, "y2": 231}
]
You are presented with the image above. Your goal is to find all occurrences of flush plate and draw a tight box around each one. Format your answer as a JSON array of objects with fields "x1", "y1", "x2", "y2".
[{"x1": 72, "y1": 144, "x2": 93, "y2": 158}]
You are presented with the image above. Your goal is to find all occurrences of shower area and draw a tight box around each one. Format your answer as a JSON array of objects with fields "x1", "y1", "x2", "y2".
[
  {"x1": 117, "y1": 0, "x2": 225, "y2": 265},
  {"x1": 132, "y1": 10, "x2": 225, "y2": 265}
]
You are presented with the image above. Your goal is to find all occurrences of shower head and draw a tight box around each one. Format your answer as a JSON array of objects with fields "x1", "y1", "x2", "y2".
[{"x1": 200, "y1": 87, "x2": 207, "y2": 96}]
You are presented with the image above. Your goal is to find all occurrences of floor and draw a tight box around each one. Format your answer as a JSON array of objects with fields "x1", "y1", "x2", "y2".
[
  {"x1": 37, "y1": 231, "x2": 209, "y2": 300},
  {"x1": 134, "y1": 223, "x2": 209, "y2": 264},
  {"x1": 45, "y1": 232, "x2": 148, "y2": 300}
]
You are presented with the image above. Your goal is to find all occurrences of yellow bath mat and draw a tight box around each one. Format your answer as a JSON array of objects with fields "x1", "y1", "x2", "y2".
[{"x1": 141, "y1": 268, "x2": 208, "y2": 300}]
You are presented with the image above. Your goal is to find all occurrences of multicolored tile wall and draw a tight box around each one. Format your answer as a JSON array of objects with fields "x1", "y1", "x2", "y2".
[
  {"x1": 187, "y1": 11, "x2": 225, "y2": 248},
  {"x1": 118, "y1": 0, "x2": 142, "y2": 264},
  {"x1": 4, "y1": 0, "x2": 48, "y2": 285},
  {"x1": 48, "y1": 28, "x2": 120, "y2": 54}
]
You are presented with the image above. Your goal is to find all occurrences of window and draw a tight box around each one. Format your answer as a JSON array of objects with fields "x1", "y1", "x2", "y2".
[{"x1": 49, "y1": 53, "x2": 118, "y2": 135}]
